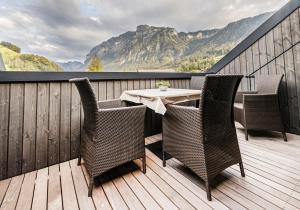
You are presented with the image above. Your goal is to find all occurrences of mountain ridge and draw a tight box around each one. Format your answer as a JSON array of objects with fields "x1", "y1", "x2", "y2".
[{"x1": 85, "y1": 12, "x2": 273, "y2": 72}]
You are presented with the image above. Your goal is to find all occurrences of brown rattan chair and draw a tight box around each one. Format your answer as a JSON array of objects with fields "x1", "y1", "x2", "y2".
[
  {"x1": 184, "y1": 76, "x2": 205, "y2": 107},
  {"x1": 70, "y1": 78, "x2": 147, "y2": 196},
  {"x1": 234, "y1": 74, "x2": 286, "y2": 141},
  {"x1": 162, "y1": 75, "x2": 244, "y2": 201}
]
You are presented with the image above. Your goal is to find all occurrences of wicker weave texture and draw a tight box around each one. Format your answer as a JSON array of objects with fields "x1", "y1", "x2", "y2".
[
  {"x1": 70, "y1": 78, "x2": 146, "y2": 196},
  {"x1": 234, "y1": 74, "x2": 286, "y2": 138},
  {"x1": 163, "y1": 75, "x2": 244, "y2": 200}
]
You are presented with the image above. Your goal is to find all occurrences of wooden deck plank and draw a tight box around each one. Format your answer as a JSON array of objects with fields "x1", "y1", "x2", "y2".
[
  {"x1": 238, "y1": 135, "x2": 300, "y2": 159},
  {"x1": 226, "y1": 167, "x2": 299, "y2": 208},
  {"x1": 81, "y1": 163, "x2": 112, "y2": 210},
  {"x1": 239, "y1": 146, "x2": 300, "y2": 175},
  {"x1": 1, "y1": 174, "x2": 24, "y2": 210},
  {"x1": 145, "y1": 153, "x2": 217, "y2": 210},
  {"x1": 222, "y1": 170, "x2": 285, "y2": 209},
  {"x1": 243, "y1": 162, "x2": 298, "y2": 189},
  {"x1": 218, "y1": 174, "x2": 280, "y2": 210},
  {"x1": 0, "y1": 179, "x2": 11, "y2": 206},
  {"x1": 69, "y1": 159, "x2": 95, "y2": 210},
  {"x1": 173, "y1": 159, "x2": 285, "y2": 209},
  {"x1": 100, "y1": 176, "x2": 129, "y2": 210},
  {"x1": 160, "y1": 160, "x2": 244, "y2": 210},
  {"x1": 31, "y1": 168, "x2": 48, "y2": 210},
  {"x1": 1, "y1": 133, "x2": 300, "y2": 210},
  {"x1": 146, "y1": 150, "x2": 235, "y2": 210},
  {"x1": 16, "y1": 171, "x2": 36, "y2": 210},
  {"x1": 231, "y1": 164, "x2": 300, "y2": 200},
  {"x1": 241, "y1": 155, "x2": 300, "y2": 181},
  {"x1": 238, "y1": 139, "x2": 300, "y2": 168},
  {"x1": 111, "y1": 172, "x2": 145, "y2": 210},
  {"x1": 60, "y1": 161, "x2": 79, "y2": 210},
  {"x1": 131, "y1": 165, "x2": 179, "y2": 210},
  {"x1": 133, "y1": 160, "x2": 196, "y2": 210},
  {"x1": 48, "y1": 164, "x2": 63, "y2": 210},
  {"x1": 121, "y1": 169, "x2": 161, "y2": 210}
]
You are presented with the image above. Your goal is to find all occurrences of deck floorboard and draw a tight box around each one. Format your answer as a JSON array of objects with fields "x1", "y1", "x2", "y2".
[{"x1": 0, "y1": 129, "x2": 300, "y2": 210}]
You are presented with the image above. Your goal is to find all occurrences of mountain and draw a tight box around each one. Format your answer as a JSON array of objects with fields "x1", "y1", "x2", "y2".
[
  {"x1": 0, "y1": 43, "x2": 62, "y2": 71},
  {"x1": 85, "y1": 12, "x2": 273, "y2": 72},
  {"x1": 57, "y1": 61, "x2": 84, "y2": 71}
]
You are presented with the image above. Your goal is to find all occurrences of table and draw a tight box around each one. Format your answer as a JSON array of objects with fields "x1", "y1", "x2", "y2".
[{"x1": 120, "y1": 88, "x2": 201, "y2": 115}]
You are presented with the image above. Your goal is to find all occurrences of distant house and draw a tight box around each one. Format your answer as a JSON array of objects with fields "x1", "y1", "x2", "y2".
[{"x1": 0, "y1": 53, "x2": 5, "y2": 71}]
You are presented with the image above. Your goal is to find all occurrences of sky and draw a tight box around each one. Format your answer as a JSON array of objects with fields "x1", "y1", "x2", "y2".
[{"x1": 0, "y1": 0, "x2": 289, "y2": 62}]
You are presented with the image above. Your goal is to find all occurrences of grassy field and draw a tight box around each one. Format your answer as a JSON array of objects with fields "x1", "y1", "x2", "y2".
[{"x1": 0, "y1": 45, "x2": 62, "y2": 71}]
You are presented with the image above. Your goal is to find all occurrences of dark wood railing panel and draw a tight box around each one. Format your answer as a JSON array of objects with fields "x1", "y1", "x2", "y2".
[
  {"x1": 217, "y1": 7, "x2": 300, "y2": 134},
  {"x1": 0, "y1": 78, "x2": 190, "y2": 180},
  {"x1": 0, "y1": 84, "x2": 9, "y2": 179}
]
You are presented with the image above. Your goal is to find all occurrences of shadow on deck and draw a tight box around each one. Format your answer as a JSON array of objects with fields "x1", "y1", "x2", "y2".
[{"x1": 0, "y1": 128, "x2": 300, "y2": 210}]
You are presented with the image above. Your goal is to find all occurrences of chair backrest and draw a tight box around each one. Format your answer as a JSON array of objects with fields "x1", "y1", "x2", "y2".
[
  {"x1": 199, "y1": 75, "x2": 242, "y2": 142},
  {"x1": 191, "y1": 76, "x2": 205, "y2": 90},
  {"x1": 69, "y1": 78, "x2": 98, "y2": 138},
  {"x1": 257, "y1": 74, "x2": 283, "y2": 94}
]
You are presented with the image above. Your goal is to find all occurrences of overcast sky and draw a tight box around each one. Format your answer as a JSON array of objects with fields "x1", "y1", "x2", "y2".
[{"x1": 0, "y1": 0, "x2": 289, "y2": 62}]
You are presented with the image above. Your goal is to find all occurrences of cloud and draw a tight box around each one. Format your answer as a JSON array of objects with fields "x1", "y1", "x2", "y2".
[{"x1": 0, "y1": 0, "x2": 289, "y2": 62}]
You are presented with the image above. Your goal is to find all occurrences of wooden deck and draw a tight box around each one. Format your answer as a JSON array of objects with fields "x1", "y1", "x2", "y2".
[{"x1": 0, "y1": 128, "x2": 300, "y2": 210}]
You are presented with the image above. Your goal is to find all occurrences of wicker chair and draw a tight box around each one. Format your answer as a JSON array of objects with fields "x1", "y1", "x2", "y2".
[
  {"x1": 70, "y1": 78, "x2": 147, "y2": 197},
  {"x1": 185, "y1": 76, "x2": 205, "y2": 107},
  {"x1": 234, "y1": 74, "x2": 286, "y2": 141},
  {"x1": 162, "y1": 75, "x2": 244, "y2": 201}
]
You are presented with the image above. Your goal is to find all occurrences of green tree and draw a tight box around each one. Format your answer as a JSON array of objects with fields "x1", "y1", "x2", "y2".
[
  {"x1": 88, "y1": 56, "x2": 103, "y2": 72},
  {"x1": 0, "y1": 41, "x2": 21, "y2": 53}
]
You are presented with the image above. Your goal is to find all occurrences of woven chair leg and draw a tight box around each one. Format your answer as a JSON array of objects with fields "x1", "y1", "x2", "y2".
[
  {"x1": 142, "y1": 156, "x2": 146, "y2": 174},
  {"x1": 206, "y1": 182, "x2": 212, "y2": 201},
  {"x1": 162, "y1": 152, "x2": 166, "y2": 167},
  {"x1": 282, "y1": 132, "x2": 287, "y2": 142},
  {"x1": 239, "y1": 162, "x2": 245, "y2": 177},
  {"x1": 88, "y1": 177, "x2": 94, "y2": 197},
  {"x1": 77, "y1": 155, "x2": 81, "y2": 166},
  {"x1": 245, "y1": 129, "x2": 248, "y2": 141}
]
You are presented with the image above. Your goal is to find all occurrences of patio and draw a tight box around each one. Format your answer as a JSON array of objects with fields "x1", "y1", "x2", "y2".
[
  {"x1": 0, "y1": 1, "x2": 300, "y2": 210},
  {"x1": 0, "y1": 129, "x2": 299, "y2": 210}
]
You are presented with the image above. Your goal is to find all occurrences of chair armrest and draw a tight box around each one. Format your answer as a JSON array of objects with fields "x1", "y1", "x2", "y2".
[
  {"x1": 163, "y1": 105, "x2": 202, "y2": 158},
  {"x1": 97, "y1": 99, "x2": 123, "y2": 109},
  {"x1": 164, "y1": 104, "x2": 201, "y2": 136},
  {"x1": 94, "y1": 105, "x2": 147, "y2": 142},
  {"x1": 235, "y1": 91, "x2": 257, "y2": 103},
  {"x1": 243, "y1": 93, "x2": 279, "y2": 114},
  {"x1": 243, "y1": 94, "x2": 282, "y2": 130},
  {"x1": 166, "y1": 104, "x2": 200, "y2": 119}
]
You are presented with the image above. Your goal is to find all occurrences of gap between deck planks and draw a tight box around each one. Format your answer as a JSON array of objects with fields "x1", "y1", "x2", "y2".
[{"x1": 0, "y1": 133, "x2": 300, "y2": 210}]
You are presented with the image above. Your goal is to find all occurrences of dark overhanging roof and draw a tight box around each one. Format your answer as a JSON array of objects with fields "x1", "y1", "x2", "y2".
[{"x1": 207, "y1": 0, "x2": 300, "y2": 74}]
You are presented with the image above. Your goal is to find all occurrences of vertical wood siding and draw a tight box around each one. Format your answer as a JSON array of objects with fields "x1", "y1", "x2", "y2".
[
  {"x1": 0, "y1": 79, "x2": 189, "y2": 181},
  {"x1": 217, "y1": 8, "x2": 300, "y2": 134}
]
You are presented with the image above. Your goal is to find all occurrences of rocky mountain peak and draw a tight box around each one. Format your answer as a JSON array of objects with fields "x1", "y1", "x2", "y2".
[{"x1": 85, "y1": 12, "x2": 272, "y2": 71}]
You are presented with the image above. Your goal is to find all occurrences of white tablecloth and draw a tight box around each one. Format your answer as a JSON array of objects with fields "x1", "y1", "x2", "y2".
[{"x1": 120, "y1": 88, "x2": 201, "y2": 115}]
